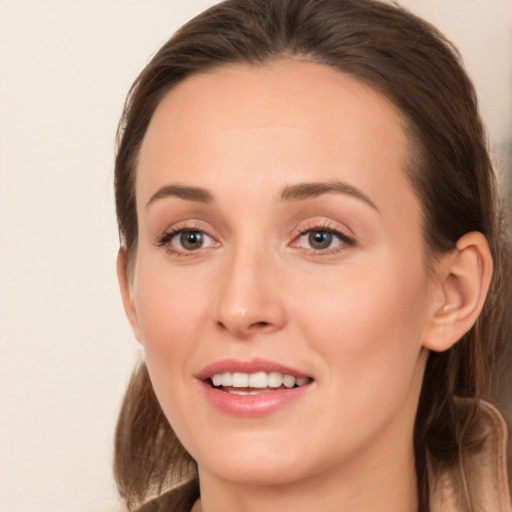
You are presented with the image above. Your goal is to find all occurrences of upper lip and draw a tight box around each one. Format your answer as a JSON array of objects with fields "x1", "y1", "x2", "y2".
[{"x1": 197, "y1": 358, "x2": 312, "y2": 381}]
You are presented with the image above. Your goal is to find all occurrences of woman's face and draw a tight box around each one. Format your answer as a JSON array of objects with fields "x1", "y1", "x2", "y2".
[{"x1": 122, "y1": 60, "x2": 437, "y2": 487}]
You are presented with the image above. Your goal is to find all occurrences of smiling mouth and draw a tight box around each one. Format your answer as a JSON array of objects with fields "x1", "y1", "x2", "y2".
[{"x1": 208, "y1": 371, "x2": 313, "y2": 395}]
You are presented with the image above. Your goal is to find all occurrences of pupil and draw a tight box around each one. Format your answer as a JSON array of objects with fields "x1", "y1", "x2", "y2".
[
  {"x1": 181, "y1": 231, "x2": 203, "y2": 250},
  {"x1": 309, "y1": 231, "x2": 332, "y2": 249}
]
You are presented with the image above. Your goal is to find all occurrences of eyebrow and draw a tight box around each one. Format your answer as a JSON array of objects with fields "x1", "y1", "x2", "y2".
[
  {"x1": 146, "y1": 185, "x2": 214, "y2": 208},
  {"x1": 146, "y1": 180, "x2": 378, "y2": 211},
  {"x1": 280, "y1": 181, "x2": 379, "y2": 211}
]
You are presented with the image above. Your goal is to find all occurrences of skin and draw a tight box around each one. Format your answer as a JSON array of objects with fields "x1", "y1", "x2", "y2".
[{"x1": 118, "y1": 60, "x2": 493, "y2": 512}]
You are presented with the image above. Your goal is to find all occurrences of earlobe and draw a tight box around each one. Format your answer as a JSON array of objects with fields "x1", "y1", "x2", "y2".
[
  {"x1": 116, "y1": 248, "x2": 142, "y2": 343},
  {"x1": 423, "y1": 232, "x2": 493, "y2": 352}
]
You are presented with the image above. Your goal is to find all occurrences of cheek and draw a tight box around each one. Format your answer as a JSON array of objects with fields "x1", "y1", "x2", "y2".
[
  {"x1": 131, "y1": 261, "x2": 212, "y2": 436},
  {"x1": 289, "y1": 262, "x2": 430, "y2": 451},
  {"x1": 294, "y1": 258, "x2": 429, "y2": 389},
  {"x1": 134, "y1": 261, "x2": 210, "y2": 351},
  {"x1": 131, "y1": 259, "x2": 215, "y2": 422}
]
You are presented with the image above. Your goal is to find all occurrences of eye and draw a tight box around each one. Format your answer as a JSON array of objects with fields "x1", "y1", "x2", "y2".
[
  {"x1": 301, "y1": 230, "x2": 338, "y2": 250},
  {"x1": 294, "y1": 227, "x2": 355, "y2": 253},
  {"x1": 158, "y1": 228, "x2": 217, "y2": 254},
  {"x1": 175, "y1": 230, "x2": 211, "y2": 251}
]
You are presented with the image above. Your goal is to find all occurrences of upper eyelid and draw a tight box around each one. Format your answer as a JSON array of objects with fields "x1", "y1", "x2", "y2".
[
  {"x1": 293, "y1": 218, "x2": 354, "y2": 237},
  {"x1": 291, "y1": 217, "x2": 358, "y2": 248},
  {"x1": 160, "y1": 220, "x2": 215, "y2": 235}
]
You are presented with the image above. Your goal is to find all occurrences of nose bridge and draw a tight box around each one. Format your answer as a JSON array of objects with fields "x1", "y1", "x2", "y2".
[{"x1": 214, "y1": 237, "x2": 286, "y2": 337}]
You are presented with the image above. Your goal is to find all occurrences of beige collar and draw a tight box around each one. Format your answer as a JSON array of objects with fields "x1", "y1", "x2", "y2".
[{"x1": 428, "y1": 400, "x2": 511, "y2": 512}]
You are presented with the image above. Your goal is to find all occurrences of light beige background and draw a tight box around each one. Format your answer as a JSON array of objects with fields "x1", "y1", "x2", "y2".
[{"x1": 0, "y1": 1, "x2": 510, "y2": 511}]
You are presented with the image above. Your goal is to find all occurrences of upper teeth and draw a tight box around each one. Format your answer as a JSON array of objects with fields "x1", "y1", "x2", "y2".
[{"x1": 211, "y1": 371, "x2": 310, "y2": 389}]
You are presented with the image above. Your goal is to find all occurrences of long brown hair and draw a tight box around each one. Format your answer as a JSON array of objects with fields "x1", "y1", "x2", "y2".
[{"x1": 113, "y1": 0, "x2": 511, "y2": 509}]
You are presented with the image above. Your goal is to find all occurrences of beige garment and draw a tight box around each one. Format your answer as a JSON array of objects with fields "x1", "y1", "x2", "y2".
[{"x1": 428, "y1": 400, "x2": 511, "y2": 512}]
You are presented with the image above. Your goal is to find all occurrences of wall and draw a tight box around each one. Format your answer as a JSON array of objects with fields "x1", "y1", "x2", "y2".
[{"x1": 0, "y1": 1, "x2": 510, "y2": 511}]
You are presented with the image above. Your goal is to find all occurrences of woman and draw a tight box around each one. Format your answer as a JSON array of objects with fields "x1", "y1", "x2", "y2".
[{"x1": 113, "y1": 0, "x2": 512, "y2": 510}]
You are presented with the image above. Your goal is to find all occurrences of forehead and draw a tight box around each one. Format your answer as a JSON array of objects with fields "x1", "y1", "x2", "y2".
[{"x1": 137, "y1": 59, "x2": 417, "y2": 219}]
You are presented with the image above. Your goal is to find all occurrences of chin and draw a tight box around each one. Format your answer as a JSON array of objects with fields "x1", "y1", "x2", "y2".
[
  {"x1": 188, "y1": 429, "x2": 330, "y2": 488},
  {"x1": 198, "y1": 454, "x2": 309, "y2": 487}
]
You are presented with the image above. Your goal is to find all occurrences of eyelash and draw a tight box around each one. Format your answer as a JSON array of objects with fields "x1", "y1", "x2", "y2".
[
  {"x1": 156, "y1": 223, "x2": 217, "y2": 257},
  {"x1": 156, "y1": 221, "x2": 356, "y2": 257},
  {"x1": 292, "y1": 222, "x2": 356, "y2": 254}
]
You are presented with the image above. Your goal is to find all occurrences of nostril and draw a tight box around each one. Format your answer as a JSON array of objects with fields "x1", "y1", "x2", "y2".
[
  {"x1": 215, "y1": 319, "x2": 271, "y2": 338},
  {"x1": 250, "y1": 321, "x2": 270, "y2": 329}
]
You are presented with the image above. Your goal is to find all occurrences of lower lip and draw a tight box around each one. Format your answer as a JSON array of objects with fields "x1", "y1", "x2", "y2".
[{"x1": 200, "y1": 381, "x2": 312, "y2": 417}]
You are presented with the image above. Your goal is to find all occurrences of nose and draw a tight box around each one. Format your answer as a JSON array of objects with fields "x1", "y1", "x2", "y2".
[{"x1": 214, "y1": 246, "x2": 287, "y2": 339}]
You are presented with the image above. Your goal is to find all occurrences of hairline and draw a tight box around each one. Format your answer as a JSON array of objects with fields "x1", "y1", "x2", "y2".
[{"x1": 123, "y1": 57, "x2": 443, "y2": 280}]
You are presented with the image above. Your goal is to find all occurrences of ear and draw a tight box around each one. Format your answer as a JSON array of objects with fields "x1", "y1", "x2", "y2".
[
  {"x1": 423, "y1": 232, "x2": 493, "y2": 352},
  {"x1": 116, "y1": 248, "x2": 142, "y2": 343}
]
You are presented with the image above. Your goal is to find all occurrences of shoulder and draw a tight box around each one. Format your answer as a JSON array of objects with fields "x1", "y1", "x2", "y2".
[
  {"x1": 135, "y1": 479, "x2": 200, "y2": 512},
  {"x1": 428, "y1": 399, "x2": 512, "y2": 511}
]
